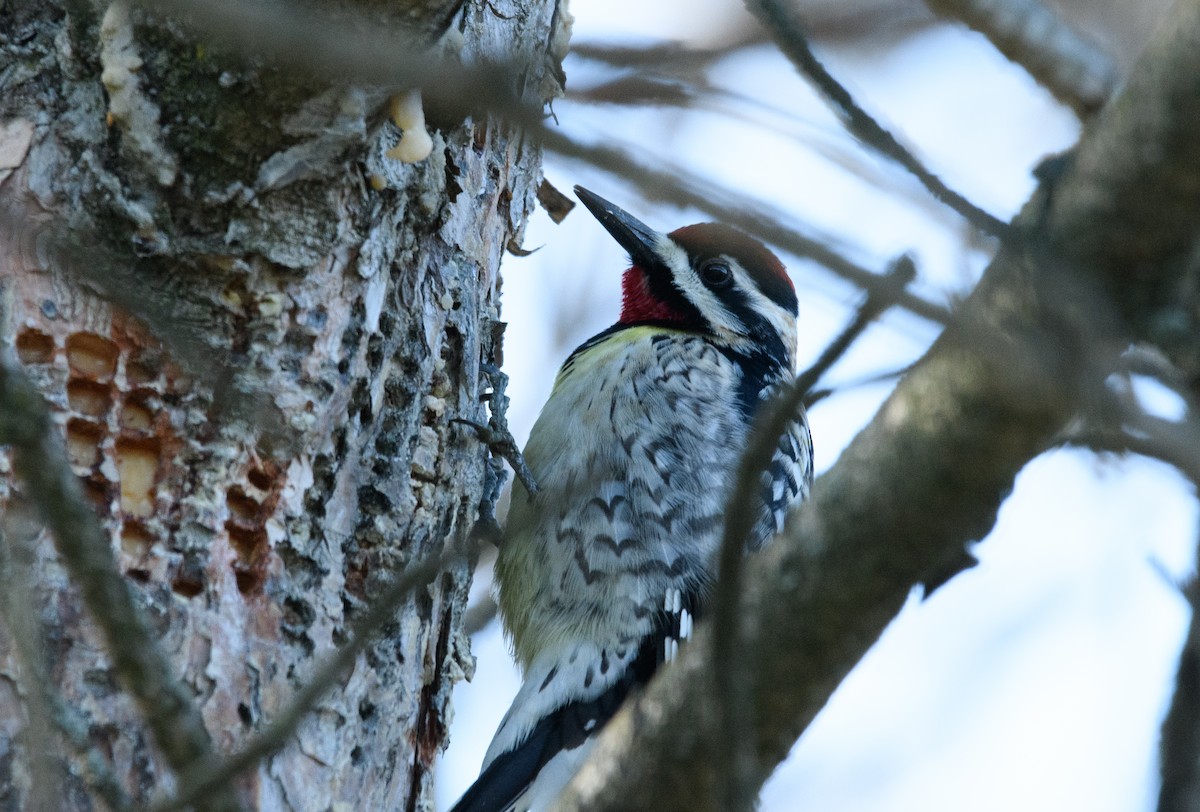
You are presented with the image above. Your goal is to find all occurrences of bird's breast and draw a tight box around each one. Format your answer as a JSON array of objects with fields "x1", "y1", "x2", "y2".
[{"x1": 498, "y1": 327, "x2": 753, "y2": 664}]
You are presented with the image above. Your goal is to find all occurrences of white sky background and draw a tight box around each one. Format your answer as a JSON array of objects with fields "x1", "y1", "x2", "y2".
[{"x1": 437, "y1": 1, "x2": 1199, "y2": 809}]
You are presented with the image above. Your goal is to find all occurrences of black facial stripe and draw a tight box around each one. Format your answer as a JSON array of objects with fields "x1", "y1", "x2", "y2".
[
  {"x1": 706, "y1": 280, "x2": 791, "y2": 369},
  {"x1": 708, "y1": 281, "x2": 753, "y2": 327},
  {"x1": 642, "y1": 260, "x2": 705, "y2": 325}
]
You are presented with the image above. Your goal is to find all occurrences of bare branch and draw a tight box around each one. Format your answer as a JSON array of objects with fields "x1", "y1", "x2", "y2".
[
  {"x1": 1066, "y1": 384, "x2": 1200, "y2": 812},
  {"x1": 1160, "y1": 569, "x2": 1200, "y2": 812},
  {"x1": 134, "y1": 0, "x2": 490, "y2": 98},
  {"x1": 798, "y1": 255, "x2": 919, "y2": 389},
  {"x1": 921, "y1": 0, "x2": 1118, "y2": 117},
  {"x1": 0, "y1": 204, "x2": 218, "y2": 389},
  {"x1": 0, "y1": 360, "x2": 232, "y2": 807},
  {"x1": 708, "y1": 253, "x2": 916, "y2": 811},
  {"x1": 554, "y1": 0, "x2": 1200, "y2": 806},
  {"x1": 1062, "y1": 413, "x2": 1200, "y2": 486},
  {"x1": 55, "y1": 0, "x2": 954, "y2": 337},
  {"x1": 115, "y1": 0, "x2": 954, "y2": 329},
  {"x1": 0, "y1": 520, "x2": 67, "y2": 812},
  {"x1": 746, "y1": 0, "x2": 1009, "y2": 238},
  {"x1": 538, "y1": 127, "x2": 952, "y2": 325},
  {"x1": 0, "y1": 519, "x2": 134, "y2": 812},
  {"x1": 1062, "y1": 393, "x2": 1200, "y2": 812},
  {"x1": 464, "y1": 592, "x2": 500, "y2": 636},
  {"x1": 570, "y1": 37, "x2": 766, "y2": 70}
]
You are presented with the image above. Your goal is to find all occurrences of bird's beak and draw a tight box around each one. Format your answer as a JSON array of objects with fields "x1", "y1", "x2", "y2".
[{"x1": 574, "y1": 186, "x2": 665, "y2": 272}]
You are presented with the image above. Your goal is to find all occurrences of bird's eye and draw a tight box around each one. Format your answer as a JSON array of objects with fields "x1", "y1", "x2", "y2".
[{"x1": 700, "y1": 260, "x2": 733, "y2": 288}]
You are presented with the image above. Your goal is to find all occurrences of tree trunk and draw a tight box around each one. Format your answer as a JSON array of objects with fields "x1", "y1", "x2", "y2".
[{"x1": 0, "y1": 0, "x2": 559, "y2": 807}]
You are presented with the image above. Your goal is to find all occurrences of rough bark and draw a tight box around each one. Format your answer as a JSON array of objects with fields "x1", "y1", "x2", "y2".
[
  {"x1": 0, "y1": 0, "x2": 559, "y2": 808},
  {"x1": 556, "y1": 0, "x2": 1200, "y2": 809}
]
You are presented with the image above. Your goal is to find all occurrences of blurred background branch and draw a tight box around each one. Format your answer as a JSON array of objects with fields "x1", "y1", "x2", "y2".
[
  {"x1": 921, "y1": 0, "x2": 1118, "y2": 116},
  {"x1": 748, "y1": 0, "x2": 1009, "y2": 237},
  {"x1": 552, "y1": 0, "x2": 1200, "y2": 804}
]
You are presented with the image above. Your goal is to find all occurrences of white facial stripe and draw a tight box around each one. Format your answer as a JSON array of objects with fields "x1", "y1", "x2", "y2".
[
  {"x1": 655, "y1": 236, "x2": 749, "y2": 340},
  {"x1": 653, "y1": 234, "x2": 690, "y2": 273},
  {"x1": 658, "y1": 237, "x2": 798, "y2": 365},
  {"x1": 726, "y1": 258, "x2": 798, "y2": 367}
]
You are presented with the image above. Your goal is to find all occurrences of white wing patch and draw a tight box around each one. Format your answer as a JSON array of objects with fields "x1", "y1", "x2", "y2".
[
  {"x1": 509, "y1": 739, "x2": 598, "y2": 812},
  {"x1": 482, "y1": 640, "x2": 637, "y2": 771},
  {"x1": 661, "y1": 586, "x2": 694, "y2": 663}
]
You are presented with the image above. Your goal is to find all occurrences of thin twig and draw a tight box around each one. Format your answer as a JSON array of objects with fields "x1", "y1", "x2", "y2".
[
  {"x1": 0, "y1": 204, "x2": 218, "y2": 386},
  {"x1": 565, "y1": 67, "x2": 990, "y2": 237},
  {"x1": 153, "y1": 536, "x2": 475, "y2": 811},
  {"x1": 538, "y1": 127, "x2": 952, "y2": 325},
  {"x1": 1060, "y1": 384, "x2": 1200, "y2": 812},
  {"x1": 0, "y1": 521, "x2": 134, "y2": 812},
  {"x1": 451, "y1": 364, "x2": 539, "y2": 496},
  {"x1": 1160, "y1": 570, "x2": 1200, "y2": 812},
  {"x1": 112, "y1": 0, "x2": 954, "y2": 328},
  {"x1": 802, "y1": 363, "x2": 915, "y2": 409},
  {"x1": 0, "y1": 521, "x2": 67, "y2": 812},
  {"x1": 570, "y1": 36, "x2": 766, "y2": 70},
  {"x1": 134, "y1": 0, "x2": 517, "y2": 110},
  {"x1": 464, "y1": 593, "x2": 500, "y2": 636},
  {"x1": 1060, "y1": 379, "x2": 1200, "y2": 484},
  {"x1": 1053, "y1": 385, "x2": 1200, "y2": 811},
  {"x1": 922, "y1": 0, "x2": 1117, "y2": 117},
  {"x1": 801, "y1": 255, "x2": 919, "y2": 387},
  {"x1": 1098, "y1": 396, "x2": 1200, "y2": 812},
  {"x1": 52, "y1": 700, "x2": 137, "y2": 812},
  {"x1": 708, "y1": 254, "x2": 916, "y2": 811},
  {"x1": 746, "y1": 0, "x2": 1009, "y2": 238},
  {"x1": 0, "y1": 360, "x2": 232, "y2": 807}
]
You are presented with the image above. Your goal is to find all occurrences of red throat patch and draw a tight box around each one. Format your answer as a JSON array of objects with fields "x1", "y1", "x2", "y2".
[{"x1": 618, "y1": 267, "x2": 686, "y2": 324}]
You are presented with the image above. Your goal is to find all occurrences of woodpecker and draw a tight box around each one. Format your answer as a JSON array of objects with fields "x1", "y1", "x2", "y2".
[{"x1": 451, "y1": 188, "x2": 812, "y2": 812}]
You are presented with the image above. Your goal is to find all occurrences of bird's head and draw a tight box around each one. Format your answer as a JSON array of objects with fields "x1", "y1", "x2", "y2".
[{"x1": 575, "y1": 186, "x2": 798, "y2": 371}]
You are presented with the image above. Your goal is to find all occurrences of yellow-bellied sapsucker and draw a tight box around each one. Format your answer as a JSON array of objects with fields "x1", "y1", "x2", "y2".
[{"x1": 451, "y1": 187, "x2": 813, "y2": 812}]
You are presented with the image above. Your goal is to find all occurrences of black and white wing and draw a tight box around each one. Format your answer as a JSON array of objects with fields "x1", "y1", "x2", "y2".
[{"x1": 449, "y1": 588, "x2": 697, "y2": 812}]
